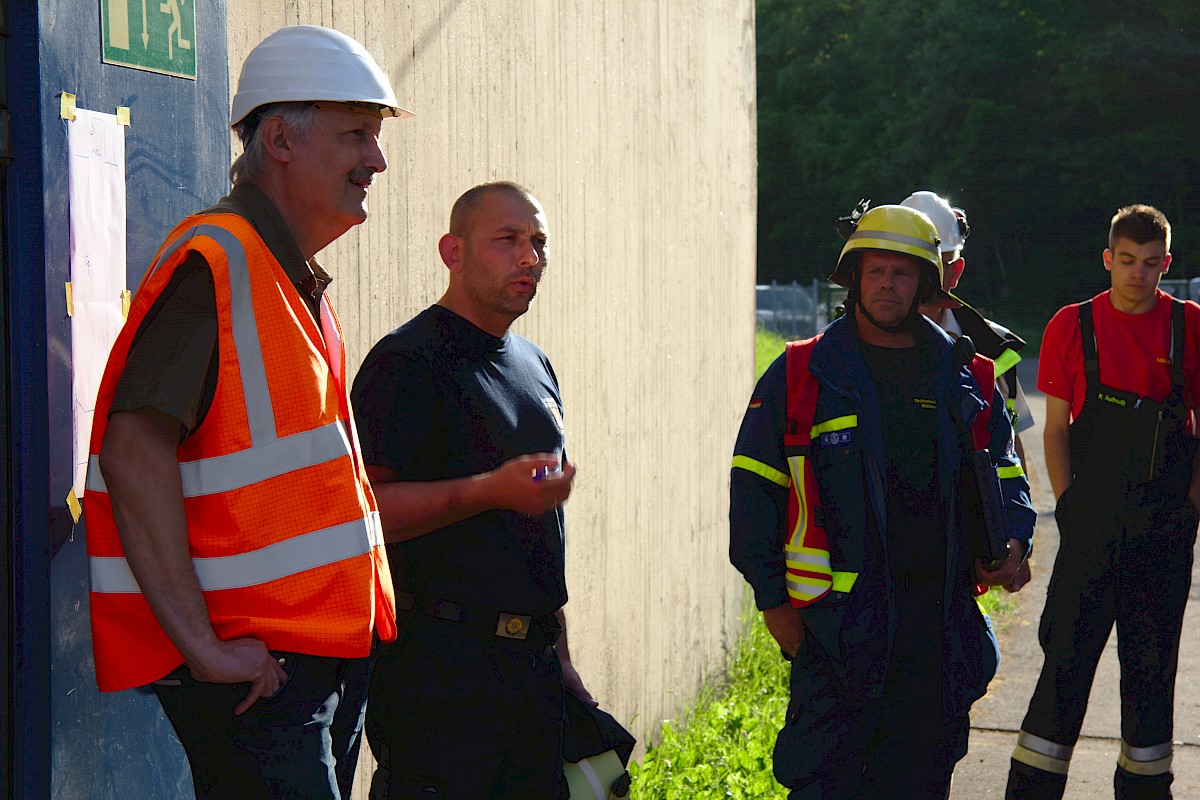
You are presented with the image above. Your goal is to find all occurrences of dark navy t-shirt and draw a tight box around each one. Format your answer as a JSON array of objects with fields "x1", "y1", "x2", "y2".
[{"x1": 351, "y1": 305, "x2": 568, "y2": 616}]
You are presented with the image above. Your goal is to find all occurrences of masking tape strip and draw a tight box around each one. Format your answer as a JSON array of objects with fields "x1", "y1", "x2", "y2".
[
  {"x1": 60, "y1": 93, "x2": 77, "y2": 121},
  {"x1": 116, "y1": 107, "x2": 130, "y2": 126},
  {"x1": 65, "y1": 282, "x2": 74, "y2": 317},
  {"x1": 66, "y1": 488, "x2": 82, "y2": 524}
]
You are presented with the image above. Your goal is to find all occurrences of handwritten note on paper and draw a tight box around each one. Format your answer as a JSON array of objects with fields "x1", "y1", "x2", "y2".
[{"x1": 68, "y1": 107, "x2": 127, "y2": 501}]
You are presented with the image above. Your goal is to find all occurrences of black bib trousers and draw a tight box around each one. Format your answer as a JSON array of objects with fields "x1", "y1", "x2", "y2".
[{"x1": 1008, "y1": 300, "x2": 1198, "y2": 800}]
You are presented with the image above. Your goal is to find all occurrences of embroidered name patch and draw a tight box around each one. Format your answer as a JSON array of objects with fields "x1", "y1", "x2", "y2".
[{"x1": 914, "y1": 398, "x2": 937, "y2": 410}]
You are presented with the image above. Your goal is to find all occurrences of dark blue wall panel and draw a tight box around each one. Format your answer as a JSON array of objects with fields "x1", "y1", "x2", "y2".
[{"x1": 8, "y1": 0, "x2": 230, "y2": 796}]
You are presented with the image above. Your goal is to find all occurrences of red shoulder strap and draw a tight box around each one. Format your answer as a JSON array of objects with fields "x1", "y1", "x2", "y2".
[
  {"x1": 968, "y1": 354, "x2": 995, "y2": 450},
  {"x1": 784, "y1": 336, "x2": 822, "y2": 448}
]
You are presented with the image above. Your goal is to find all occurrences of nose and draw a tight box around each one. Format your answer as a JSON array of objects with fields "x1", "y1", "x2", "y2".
[
  {"x1": 365, "y1": 135, "x2": 387, "y2": 174},
  {"x1": 518, "y1": 238, "x2": 540, "y2": 268}
]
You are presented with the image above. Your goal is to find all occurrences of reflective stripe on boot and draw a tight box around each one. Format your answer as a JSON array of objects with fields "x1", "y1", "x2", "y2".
[
  {"x1": 1012, "y1": 730, "x2": 1073, "y2": 775},
  {"x1": 1117, "y1": 739, "x2": 1173, "y2": 777}
]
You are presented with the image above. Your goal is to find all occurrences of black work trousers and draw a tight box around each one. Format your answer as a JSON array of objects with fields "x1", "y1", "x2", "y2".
[
  {"x1": 365, "y1": 612, "x2": 565, "y2": 799},
  {"x1": 153, "y1": 652, "x2": 371, "y2": 800},
  {"x1": 1011, "y1": 480, "x2": 1197, "y2": 799}
]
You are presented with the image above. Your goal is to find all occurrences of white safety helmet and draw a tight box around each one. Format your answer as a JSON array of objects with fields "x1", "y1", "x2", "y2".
[
  {"x1": 901, "y1": 191, "x2": 968, "y2": 255},
  {"x1": 230, "y1": 25, "x2": 413, "y2": 127}
]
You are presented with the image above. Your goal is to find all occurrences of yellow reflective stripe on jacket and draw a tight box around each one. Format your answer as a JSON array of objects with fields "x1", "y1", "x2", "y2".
[
  {"x1": 832, "y1": 571, "x2": 857, "y2": 592},
  {"x1": 993, "y1": 348, "x2": 1021, "y2": 376},
  {"x1": 786, "y1": 574, "x2": 831, "y2": 603},
  {"x1": 811, "y1": 415, "x2": 857, "y2": 437},
  {"x1": 998, "y1": 464, "x2": 1025, "y2": 479},
  {"x1": 784, "y1": 452, "x2": 833, "y2": 604},
  {"x1": 731, "y1": 455, "x2": 791, "y2": 488}
]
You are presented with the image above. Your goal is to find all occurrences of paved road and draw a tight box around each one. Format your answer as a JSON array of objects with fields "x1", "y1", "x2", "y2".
[{"x1": 951, "y1": 359, "x2": 1200, "y2": 798}]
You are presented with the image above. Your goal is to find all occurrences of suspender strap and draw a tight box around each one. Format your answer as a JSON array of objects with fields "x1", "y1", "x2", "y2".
[
  {"x1": 1077, "y1": 300, "x2": 1099, "y2": 398},
  {"x1": 1080, "y1": 297, "x2": 1187, "y2": 405},
  {"x1": 1170, "y1": 297, "x2": 1186, "y2": 404}
]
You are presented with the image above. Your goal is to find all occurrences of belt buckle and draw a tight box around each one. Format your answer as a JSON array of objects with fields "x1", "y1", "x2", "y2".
[{"x1": 496, "y1": 612, "x2": 532, "y2": 640}]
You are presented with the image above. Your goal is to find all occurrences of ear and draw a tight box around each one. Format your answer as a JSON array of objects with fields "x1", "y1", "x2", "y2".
[
  {"x1": 1102, "y1": 248, "x2": 1114, "y2": 272},
  {"x1": 1162, "y1": 253, "x2": 1173, "y2": 274},
  {"x1": 438, "y1": 233, "x2": 463, "y2": 272},
  {"x1": 947, "y1": 257, "x2": 966, "y2": 290},
  {"x1": 258, "y1": 117, "x2": 296, "y2": 165}
]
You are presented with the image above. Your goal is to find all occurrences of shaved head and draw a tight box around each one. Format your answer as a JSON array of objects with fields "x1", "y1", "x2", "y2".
[{"x1": 449, "y1": 181, "x2": 536, "y2": 238}]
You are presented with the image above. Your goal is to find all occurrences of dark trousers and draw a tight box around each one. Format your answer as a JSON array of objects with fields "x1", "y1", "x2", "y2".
[
  {"x1": 779, "y1": 598, "x2": 968, "y2": 800},
  {"x1": 366, "y1": 613, "x2": 565, "y2": 799},
  {"x1": 1008, "y1": 483, "x2": 1197, "y2": 799},
  {"x1": 152, "y1": 653, "x2": 372, "y2": 800}
]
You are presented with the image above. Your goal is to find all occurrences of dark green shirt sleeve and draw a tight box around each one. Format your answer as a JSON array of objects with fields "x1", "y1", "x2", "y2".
[{"x1": 108, "y1": 252, "x2": 218, "y2": 439}]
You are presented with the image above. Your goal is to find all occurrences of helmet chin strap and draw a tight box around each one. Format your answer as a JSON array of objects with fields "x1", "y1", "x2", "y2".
[
  {"x1": 847, "y1": 280, "x2": 924, "y2": 335},
  {"x1": 855, "y1": 298, "x2": 919, "y2": 334}
]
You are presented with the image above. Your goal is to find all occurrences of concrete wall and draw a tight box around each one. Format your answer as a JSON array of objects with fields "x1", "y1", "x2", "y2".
[{"x1": 227, "y1": 0, "x2": 757, "y2": 784}]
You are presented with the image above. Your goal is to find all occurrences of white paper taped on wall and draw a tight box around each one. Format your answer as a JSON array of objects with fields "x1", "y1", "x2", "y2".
[{"x1": 67, "y1": 106, "x2": 128, "y2": 512}]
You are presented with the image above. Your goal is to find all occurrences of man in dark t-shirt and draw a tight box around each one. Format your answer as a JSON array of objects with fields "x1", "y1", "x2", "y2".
[{"x1": 351, "y1": 181, "x2": 593, "y2": 799}]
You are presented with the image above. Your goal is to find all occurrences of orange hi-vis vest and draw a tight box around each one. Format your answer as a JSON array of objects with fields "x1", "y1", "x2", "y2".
[
  {"x1": 85, "y1": 213, "x2": 397, "y2": 692},
  {"x1": 782, "y1": 336, "x2": 994, "y2": 607}
]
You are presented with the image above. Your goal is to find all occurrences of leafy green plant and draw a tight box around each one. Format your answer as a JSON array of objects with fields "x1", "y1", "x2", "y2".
[{"x1": 629, "y1": 602, "x2": 789, "y2": 799}]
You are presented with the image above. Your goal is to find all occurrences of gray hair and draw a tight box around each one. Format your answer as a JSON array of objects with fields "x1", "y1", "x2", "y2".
[{"x1": 228, "y1": 102, "x2": 317, "y2": 187}]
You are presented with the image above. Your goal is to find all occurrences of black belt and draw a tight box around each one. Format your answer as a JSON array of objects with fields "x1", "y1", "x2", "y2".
[{"x1": 396, "y1": 591, "x2": 562, "y2": 649}]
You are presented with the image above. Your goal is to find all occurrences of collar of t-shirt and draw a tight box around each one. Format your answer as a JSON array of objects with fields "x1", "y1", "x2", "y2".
[
  {"x1": 429, "y1": 303, "x2": 510, "y2": 355},
  {"x1": 203, "y1": 184, "x2": 331, "y2": 322}
]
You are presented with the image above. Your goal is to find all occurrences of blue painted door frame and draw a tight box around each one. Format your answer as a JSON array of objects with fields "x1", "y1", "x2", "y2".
[{"x1": 4, "y1": 2, "x2": 229, "y2": 796}]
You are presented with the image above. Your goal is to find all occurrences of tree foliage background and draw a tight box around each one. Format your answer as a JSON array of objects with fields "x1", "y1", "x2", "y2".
[{"x1": 757, "y1": 0, "x2": 1200, "y2": 345}]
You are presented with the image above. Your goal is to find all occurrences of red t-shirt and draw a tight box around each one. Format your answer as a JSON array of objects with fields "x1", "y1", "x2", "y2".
[{"x1": 1038, "y1": 290, "x2": 1200, "y2": 426}]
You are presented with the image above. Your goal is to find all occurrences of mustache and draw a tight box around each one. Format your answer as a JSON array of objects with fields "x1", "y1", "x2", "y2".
[{"x1": 349, "y1": 168, "x2": 374, "y2": 186}]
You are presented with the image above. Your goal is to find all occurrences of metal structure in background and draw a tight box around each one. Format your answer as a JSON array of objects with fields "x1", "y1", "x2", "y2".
[
  {"x1": 756, "y1": 280, "x2": 848, "y2": 340},
  {"x1": 1159, "y1": 278, "x2": 1200, "y2": 303},
  {"x1": 4, "y1": 2, "x2": 229, "y2": 797}
]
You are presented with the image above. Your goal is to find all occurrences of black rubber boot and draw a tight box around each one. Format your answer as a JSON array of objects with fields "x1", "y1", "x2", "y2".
[
  {"x1": 1115, "y1": 765, "x2": 1172, "y2": 800},
  {"x1": 1005, "y1": 758, "x2": 1068, "y2": 800}
]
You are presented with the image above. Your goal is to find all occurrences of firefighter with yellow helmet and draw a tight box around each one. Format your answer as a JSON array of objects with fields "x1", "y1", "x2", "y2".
[
  {"x1": 87, "y1": 25, "x2": 410, "y2": 798},
  {"x1": 729, "y1": 203, "x2": 1035, "y2": 796}
]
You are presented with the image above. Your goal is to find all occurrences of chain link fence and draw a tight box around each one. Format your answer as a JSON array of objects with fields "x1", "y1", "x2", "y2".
[{"x1": 756, "y1": 280, "x2": 848, "y2": 340}]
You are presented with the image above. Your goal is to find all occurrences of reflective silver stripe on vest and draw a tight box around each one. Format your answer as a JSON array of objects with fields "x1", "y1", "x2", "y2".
[
  {"x1": 177, "y1": 421, "x2": 353, "y2": 497},
  {"x1": 141, "y1": 222, "x2": 276, "y2": 443},
  {"x1": 195, "y1": 223, "x2": 277, "y2": 444},
  {"x1": 90, "y1": 511, "x2": 383, "y2": 594},
  {"x1": 86, "y1": 421, "x2": 354, "y2": 498},
  {"x1": 848, "y1": 227, "x2": 940, "y2": 256},
  {"x1": 87, "y1": 221, "x2": 327, "y2": 498}
]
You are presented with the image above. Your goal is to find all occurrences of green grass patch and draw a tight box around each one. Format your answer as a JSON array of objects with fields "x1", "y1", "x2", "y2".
[
  {"x1": 628, "y1": 594, "x2": 1013, "y2": 799},
  {"x1": 629, "y1": 604, "x2": 789, "y2": 799},
  {"x1": 755, "y1": 328, "x2": 788, "y2": 379}
]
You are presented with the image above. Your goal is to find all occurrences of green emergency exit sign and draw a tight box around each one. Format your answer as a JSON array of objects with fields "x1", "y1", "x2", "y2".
[{"x1": 101, "y1": 0, "x2": 197, "y2": 80}]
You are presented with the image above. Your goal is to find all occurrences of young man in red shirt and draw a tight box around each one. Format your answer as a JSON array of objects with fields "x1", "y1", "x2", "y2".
[{"x1": 1008, "y1": 205, "x2": 1200, "y2": 799}]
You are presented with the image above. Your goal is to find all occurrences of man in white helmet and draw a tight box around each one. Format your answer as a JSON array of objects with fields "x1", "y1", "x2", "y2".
[
  {"x1": 903, "y1": 191, "x2": 1035, "y2": 592},
  {"x1": 85, "y1": 26, "x2": 410, "y2": 799}
]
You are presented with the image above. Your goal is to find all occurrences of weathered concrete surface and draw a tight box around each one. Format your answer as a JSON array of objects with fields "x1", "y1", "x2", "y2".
[{"x1": 225, "y1": 4, "x2": 757, "y2": 795}]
